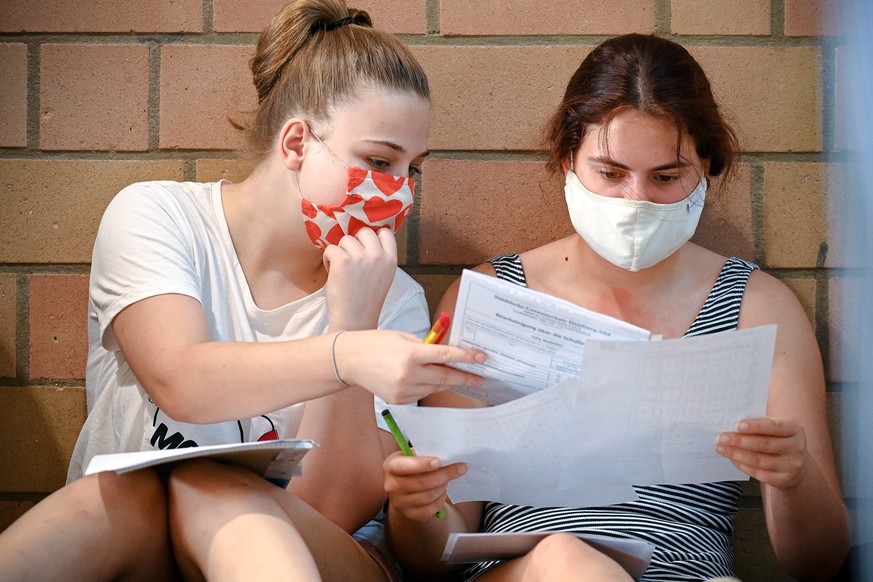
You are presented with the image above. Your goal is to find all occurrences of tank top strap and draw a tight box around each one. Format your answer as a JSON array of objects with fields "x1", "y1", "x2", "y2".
[{"x1": 488, "y1": 253, "x2": 527, "y2": 288}]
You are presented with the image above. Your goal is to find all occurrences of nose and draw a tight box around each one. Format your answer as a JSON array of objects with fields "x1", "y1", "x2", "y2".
[{"x1": 622, "y1": 177, "x2": 655, "y2": 202}]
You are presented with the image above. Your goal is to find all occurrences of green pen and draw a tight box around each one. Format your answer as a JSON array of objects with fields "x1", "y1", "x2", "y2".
[{"x1": 382, "y1": 409, "x2": 446, "y2": 518}]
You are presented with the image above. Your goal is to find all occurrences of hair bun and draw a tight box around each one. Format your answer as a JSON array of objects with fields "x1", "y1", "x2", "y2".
[
  {"x1": 309, "y1": 7, "x2": 372, "y2": 36},
  {"x1": 348, "y1": 8, "x2": 372, "y2": 27}
]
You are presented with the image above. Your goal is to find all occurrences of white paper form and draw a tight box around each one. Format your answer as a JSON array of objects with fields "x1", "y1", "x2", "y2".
[
  {"x1": 387, "y1": 381, "x2": 639, "y2": 508},
  {"x1": 448, "y1": 270, "x2": 651, "y2": 404},
  {"x1": 85, "y1": 439, "x2": 316, "y2": 488},
  {"x1": 558, "y1": 325, "x2": 777, "y2": 489}
]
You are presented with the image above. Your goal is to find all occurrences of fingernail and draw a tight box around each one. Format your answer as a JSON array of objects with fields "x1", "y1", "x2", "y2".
[
  {"x1": 430, "y1": 459, "x2": 442, "y2": 469},
  {"x1": 475, "y1": 352, "x2": 487, "y2": 363},
  {"x1": 458, "y1": 464, "x2": 467, "y2": 476},
  {"x1": 716, "y1": 445, "x2": 725, "y2": 454},
  {"x1": 737, "y1": 422, "x2": 749, "y2": 432},
  {"x1": 718, "y1": 434, "x2": 729, "y2": 444}
]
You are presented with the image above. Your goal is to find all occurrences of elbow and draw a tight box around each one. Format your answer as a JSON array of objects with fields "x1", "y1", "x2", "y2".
[{"x1": 137, "y1": 368, "x2": 205, "y2": 424}]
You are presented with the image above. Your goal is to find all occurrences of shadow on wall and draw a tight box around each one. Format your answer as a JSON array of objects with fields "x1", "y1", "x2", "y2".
[{"x1": 0, "y1": 386, "x2": 86, "y2": 497}]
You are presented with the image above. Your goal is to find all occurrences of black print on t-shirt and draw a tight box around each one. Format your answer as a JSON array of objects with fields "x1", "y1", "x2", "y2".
[{"x1": 149, "y1": 405, "x2": 278, "y2": 449}]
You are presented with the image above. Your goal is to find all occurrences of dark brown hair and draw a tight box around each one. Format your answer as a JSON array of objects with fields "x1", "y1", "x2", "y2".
[
  {"x1": 545, "y1": 34, "x2": 738, "y2": 181},
  {"x1": 242, "y1": 0, "x2": 430, "y2": 159}
]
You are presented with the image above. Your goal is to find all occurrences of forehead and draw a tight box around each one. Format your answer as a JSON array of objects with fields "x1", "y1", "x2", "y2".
[
  {"x1": 580, "y1": 109, "x2": 700, "y2": 166},
  {"x1": 324, "y1": 87, "x2": 431, "y2": 151}
]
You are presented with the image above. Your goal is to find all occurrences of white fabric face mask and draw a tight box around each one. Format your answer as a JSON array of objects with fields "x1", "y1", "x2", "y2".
[{"x1": 564, "y1": 170, "x2": 707, "y2": 272}]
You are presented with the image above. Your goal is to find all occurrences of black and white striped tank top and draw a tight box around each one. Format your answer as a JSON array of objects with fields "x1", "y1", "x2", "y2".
[{"x1": 464, "y1": 253, "x2": 759, "y2": 582}]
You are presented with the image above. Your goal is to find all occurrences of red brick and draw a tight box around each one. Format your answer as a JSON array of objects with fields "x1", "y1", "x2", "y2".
[
  {"x1": 412, "y1": 45, "x2": 587, "y2": 151},
  {"x1": 0, "y1": 275, "x2": 17, "y2": 378},
  {"x1": 213, "y1": 0, "x2": 426, "y2": 34},
  {"x1": 692, "y1": 164, "x2": 754, "y2": 261},
  {"x1": 419, "y1": 159, "x2": 570, "y2": 265},
  {"x1": 784, "y1": 0, "x2": 844, "y2": 37},
  {"x1": 763, "y1": 162, "x2": 856, "y2": 269},
  {"x1": 40, "y1": 44, "x2": 149, "y2": 151},
  {"x1": 0, "y1": 44, "x2": 27, "y2": 148},
  {"x1": 440, "y1": 0, "x2": 653, "y2": 35},
  {"x1": 0, "y1": 385, "x2": 86, "y2": 493},
  {"x1": 671, "y1": 0, "x2": 770, "y2": 35},
  {"x1": 691, "y1": 47, "x2": 821, "y2": 153},
  {"x1": 159, "y1": 45, "x2": 255, "y2": 150},
  {"x1": 0, "y1": 0, "x2": 202, "y2": 33},
  {"x1": 0, "y1": 160, "x2": 185, "y2": 264},
  {"x1": 29, "y1": 275, "x2": 89, "y2": 380}
]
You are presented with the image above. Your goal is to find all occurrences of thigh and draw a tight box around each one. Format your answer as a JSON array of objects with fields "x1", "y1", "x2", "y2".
[
  {"x1": 0, "y1": 470, "x2": 178, "y2": 582},
  {"x1": 169, "y1": 459, "x2": 388, "y2": 582},
  {"x1": 265, "y1": 480, "x2": 390, "y2": 582}
]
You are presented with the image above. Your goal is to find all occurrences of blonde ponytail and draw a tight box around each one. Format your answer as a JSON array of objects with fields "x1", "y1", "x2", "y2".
[{"x1": 242, "y1": 0, "x2": 428, "y2": 159}]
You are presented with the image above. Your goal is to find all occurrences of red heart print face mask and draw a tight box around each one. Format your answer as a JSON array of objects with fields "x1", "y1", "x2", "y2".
[
  {"x1": 298, "y1": 126, "x2": 415, "y2": 248},
  {"x1": 301, "y1": 167, "x2": 414, "y2": 248}
]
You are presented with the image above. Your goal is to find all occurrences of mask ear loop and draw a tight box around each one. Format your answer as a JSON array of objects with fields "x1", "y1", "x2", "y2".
[
  {"x1": 307, "y1": 126, "x2": 350, "y2": 169},
  {"x1": 295, "y1": 124, "x2": 350, "y2": 205}
]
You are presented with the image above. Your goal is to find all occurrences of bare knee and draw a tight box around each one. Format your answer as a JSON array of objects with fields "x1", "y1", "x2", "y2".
[
  {"x1": 527, "y1": 533, "x2": 588, "y2": 569},
  {"x1": 525, "y1": 533, "x2": 630, "y2": 581}
]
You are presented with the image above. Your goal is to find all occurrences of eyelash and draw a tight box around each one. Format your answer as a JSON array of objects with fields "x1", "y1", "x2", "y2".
[
  {"x1": 367, "y1": 158, "x2": 390, "y2": 170},
  {"x1": 597, "y1": 170, "x2": 679, "y2": 184},
  {"x1": 367, "y1": 158, "x2": 423, "y2": 180}
]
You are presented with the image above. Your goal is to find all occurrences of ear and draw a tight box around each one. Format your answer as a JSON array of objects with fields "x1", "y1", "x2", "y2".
[
  {"x1": 278, "y1": 118, "x2": 308, "y2": 171},
  {"x1": 561, "y1": 155, "x2": 572, "y2": 175}
]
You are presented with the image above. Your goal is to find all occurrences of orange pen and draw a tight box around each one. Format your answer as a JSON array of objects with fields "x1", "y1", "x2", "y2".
[{"x1": 424, "y1": 311, "x2": 451, "y2": 344}]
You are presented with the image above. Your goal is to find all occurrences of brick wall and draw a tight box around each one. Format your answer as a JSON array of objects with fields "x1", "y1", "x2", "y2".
[{"x1": 0, "y1": 1, "x2": 857, "y2": 579}]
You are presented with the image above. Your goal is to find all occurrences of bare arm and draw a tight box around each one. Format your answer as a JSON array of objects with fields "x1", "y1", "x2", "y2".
[
  {"x1": 112, "y1": 294, "x2": 485, "y2": 423},
  {"x1": 718, "y1": 270, "x2": 850, "y2": 579}
]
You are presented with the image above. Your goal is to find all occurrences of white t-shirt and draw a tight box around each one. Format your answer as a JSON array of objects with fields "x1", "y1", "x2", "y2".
[{"x1": 67, "y1": 180, "x2": 429, "y2": 482}]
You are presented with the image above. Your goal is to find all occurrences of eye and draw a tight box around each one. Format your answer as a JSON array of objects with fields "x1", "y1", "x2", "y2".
[
  {"x1": 597, "y1": 170, "x2": 620, "y2": 181},
  {"x1": 367, "y1": 158, "x2": 390, "y2": 171},
  {"x1": 654, "y1": 174, "x2": 680, "y2": 184}
]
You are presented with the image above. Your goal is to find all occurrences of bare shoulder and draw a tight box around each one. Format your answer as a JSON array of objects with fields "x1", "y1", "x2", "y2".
[
  {"x1": 739, "y1": 268, "x2": 810, "y2": 331},
  {"x1": 518, "y1": 238, "x2": 571, "y2": 266}
]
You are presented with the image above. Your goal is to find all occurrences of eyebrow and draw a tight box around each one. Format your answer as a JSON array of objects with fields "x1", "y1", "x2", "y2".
[
  {"x1": 587, "y1": 155, "x2": 690, "y2": 172},
  {"x1": 364, "y1": 139, "x2": 430, "y2": 159}
]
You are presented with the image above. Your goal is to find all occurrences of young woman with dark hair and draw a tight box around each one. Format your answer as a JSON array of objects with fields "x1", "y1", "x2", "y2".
[{"x1": 383, "y1": 34, "x2": 849, "y2": 582}]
